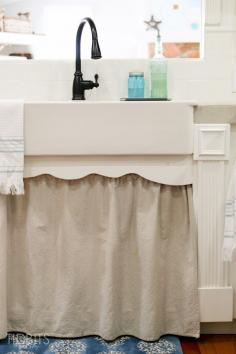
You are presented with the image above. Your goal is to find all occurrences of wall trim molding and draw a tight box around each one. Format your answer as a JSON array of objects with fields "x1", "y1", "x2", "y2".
[
  {"x1": 205, "y1": 0, "x2": 222, "y2": 26},
  {"x1": 194, "y1": 124, "x2": 230, "y2": 161},
  {"x1": 199, "y1": 287, "x2": 233, "y2": 322},
  {"x1": 193, "y1": 123, "x2": 233, "y2": 322},
  {"x1": 201, "y1": 320, "x2": 236, "y2": 333}
]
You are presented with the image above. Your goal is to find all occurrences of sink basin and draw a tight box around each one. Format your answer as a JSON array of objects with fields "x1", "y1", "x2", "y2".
[{"x1": 24, "y1": 101, "x2": 194, "y2": 156}]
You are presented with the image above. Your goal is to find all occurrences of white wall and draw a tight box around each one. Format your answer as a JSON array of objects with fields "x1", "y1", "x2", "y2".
[{"x1": 0, "y1": 0, "x2": 235, "y2": 103}]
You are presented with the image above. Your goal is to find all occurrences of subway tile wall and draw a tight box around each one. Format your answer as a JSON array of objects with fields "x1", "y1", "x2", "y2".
[{"x1": 0, "y1": 31, "x2": 236, "y2": 103}]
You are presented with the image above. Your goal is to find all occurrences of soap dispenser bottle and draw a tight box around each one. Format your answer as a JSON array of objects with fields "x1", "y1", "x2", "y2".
[{"x1": 148, "y1": 19, "x2": 168, "y2": 99}]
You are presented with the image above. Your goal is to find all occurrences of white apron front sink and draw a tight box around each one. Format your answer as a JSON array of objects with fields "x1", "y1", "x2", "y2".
[{"x1": 24, "y1": 101, "x2": 194, "y2": 156}]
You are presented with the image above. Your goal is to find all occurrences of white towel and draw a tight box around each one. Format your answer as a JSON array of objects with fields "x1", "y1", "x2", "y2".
[
  {"x1": 223, "y1": 163, "x2": 236, "y2": 262},
  {"x1": 0, "y1": 101, "x2": 24, "y2": 195}
]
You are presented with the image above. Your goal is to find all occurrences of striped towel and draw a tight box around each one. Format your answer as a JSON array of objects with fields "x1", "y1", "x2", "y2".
[
  {"x1": 223, "y1": 163, "x2": 236, "y2": 262},
  {"x1": 0, "y1": 101, "x2": 24, "y2": 195}
]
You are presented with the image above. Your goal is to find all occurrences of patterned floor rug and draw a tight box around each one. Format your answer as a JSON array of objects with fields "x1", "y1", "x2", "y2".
[{"x1": 0, "y1": 333, "x2": 183, "y2": 354}]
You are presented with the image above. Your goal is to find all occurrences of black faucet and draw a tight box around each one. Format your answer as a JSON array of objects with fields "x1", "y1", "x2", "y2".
[{"x1": 72, "y1": 17, "x2": 102, "y2": 100}]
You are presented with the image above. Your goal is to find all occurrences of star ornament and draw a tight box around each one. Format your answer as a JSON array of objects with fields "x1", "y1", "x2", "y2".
[{"x1": 144, "y1": 15, "x2": 162, "y2": 32}]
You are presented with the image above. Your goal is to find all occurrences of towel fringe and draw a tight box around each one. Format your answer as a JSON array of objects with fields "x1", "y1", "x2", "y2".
[{"x1": 0, "y1": 178, "x2": 24, "y2": 195}]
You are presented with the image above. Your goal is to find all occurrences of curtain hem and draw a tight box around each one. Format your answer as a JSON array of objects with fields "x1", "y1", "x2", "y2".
[{"x1": 0, "y1": 327, "x2": 200, "y2": 341}]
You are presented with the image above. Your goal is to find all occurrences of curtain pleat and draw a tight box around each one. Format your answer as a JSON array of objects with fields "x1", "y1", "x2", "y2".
[
  {"x1": 0, "y1": 174, "x2": 199, "y2": 340},
  {"x1": 0, "y1": 196, "x2": 7, "y2": 338}
]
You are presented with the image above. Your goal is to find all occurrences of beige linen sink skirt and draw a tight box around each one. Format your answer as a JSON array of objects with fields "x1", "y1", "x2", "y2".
[{"x1": 0, "y1": 174, "x2": 199, "y2": 340}]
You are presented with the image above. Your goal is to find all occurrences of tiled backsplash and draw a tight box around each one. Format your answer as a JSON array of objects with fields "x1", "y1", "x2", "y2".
[{"x1": 0, "y1": 32, "x2": 236, "y2": 103}]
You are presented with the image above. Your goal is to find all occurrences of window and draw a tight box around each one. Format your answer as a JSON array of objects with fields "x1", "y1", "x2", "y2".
[{"x1": 0, "y1": 0, "x2": 203, "y2": 59}]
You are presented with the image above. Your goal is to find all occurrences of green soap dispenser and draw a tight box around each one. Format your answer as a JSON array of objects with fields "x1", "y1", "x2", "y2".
[
  {"x1": 150, "y1": 55, "x2": 168, "y2": 99},
  {"x1": 145, "y1": 15, "x2": 168, "y2": 100}
]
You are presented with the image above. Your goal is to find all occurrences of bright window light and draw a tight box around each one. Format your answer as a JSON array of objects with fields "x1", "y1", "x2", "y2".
[{"x1": 1, "y1": 0, "x2": 203, "y2": 59}]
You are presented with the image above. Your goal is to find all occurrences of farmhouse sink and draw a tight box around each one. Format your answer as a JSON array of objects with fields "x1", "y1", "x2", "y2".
[{"x1": 24, "y1": 101, "x2": 194, "y2": 156}]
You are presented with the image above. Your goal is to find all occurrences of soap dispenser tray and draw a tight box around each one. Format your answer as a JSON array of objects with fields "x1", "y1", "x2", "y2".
[{"x1": 120, "y1": 98, "x2": 171, "y2": 101}]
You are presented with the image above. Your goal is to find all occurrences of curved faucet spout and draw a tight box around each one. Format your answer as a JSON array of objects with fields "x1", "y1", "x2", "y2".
[
  {"x1": 76, "y1": 17, "x2": 102, "y2": 72},
  {"x1": 73, "y1": 17, "x2": 102, "y2": 100}
]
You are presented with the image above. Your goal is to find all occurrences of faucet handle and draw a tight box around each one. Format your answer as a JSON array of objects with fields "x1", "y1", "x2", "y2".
[{"x1": 94, "y1": 74, "x2": 99, "y2": 87}]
